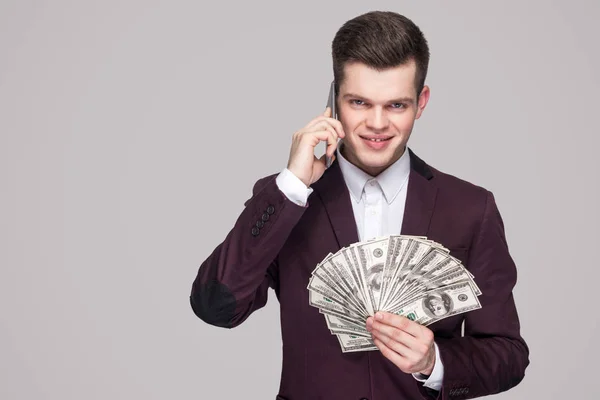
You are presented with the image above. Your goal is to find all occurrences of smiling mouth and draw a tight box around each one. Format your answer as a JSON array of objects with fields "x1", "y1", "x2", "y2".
[{"x1": 361, "y1": 137, "x2": 392, "y2": 142}]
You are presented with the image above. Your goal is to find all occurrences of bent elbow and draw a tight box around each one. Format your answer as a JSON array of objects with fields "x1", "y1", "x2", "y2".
[
  {"x1": 190, "y1": 279, "x2": 237, "y2": 328},
  {"x1": 506, "y1": 338, "x2": 531, "y2": 390}
]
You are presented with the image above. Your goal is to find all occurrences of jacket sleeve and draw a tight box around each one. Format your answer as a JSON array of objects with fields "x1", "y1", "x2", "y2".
[
  {"x1": 419, "y1": 190, "x2": 530, "y2": 399},
  {"x1": 189, "y1": 174, "x2": 308, "y2": 328}
]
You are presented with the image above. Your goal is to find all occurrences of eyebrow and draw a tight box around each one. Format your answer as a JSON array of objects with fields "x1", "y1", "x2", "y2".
[{"x1": 342, "y1": 93, "x2": 415, "y2": 105}]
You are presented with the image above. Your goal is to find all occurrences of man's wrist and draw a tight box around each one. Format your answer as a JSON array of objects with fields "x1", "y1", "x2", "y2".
[
  {"x1": 413, "y1": 342, "x2": 444, "y2": 391},
  {"x1": 418, "y1": 346, "x2": 436, "y2": 376}
]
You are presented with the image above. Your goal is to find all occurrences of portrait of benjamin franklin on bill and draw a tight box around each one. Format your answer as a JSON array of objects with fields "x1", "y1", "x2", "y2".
[
  {"x1": 422, "y1": 292, "x2": 453, "y2": 318},
  {"x1": 366, "y1": 262, "x2": 385, "y2": 292}
]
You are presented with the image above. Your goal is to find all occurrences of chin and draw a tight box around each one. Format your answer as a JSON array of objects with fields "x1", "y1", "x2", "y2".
[{"x1": 358, "y1": 152, "x2": 397, "y2": 166}]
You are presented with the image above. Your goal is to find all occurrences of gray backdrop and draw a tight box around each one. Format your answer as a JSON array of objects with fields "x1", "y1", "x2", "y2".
[{"x1": 1, "y1": 0, "x2": 598, "y2": 399}]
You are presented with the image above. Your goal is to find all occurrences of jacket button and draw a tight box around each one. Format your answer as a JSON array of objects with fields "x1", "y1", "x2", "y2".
[
  {"x1": 261, "y1": 213, "x2": 270, "y2": 221},
  {"x1": 251, "y1": 227, "x2": 260, "y2": 236},
  {"x1": 266, "y1": 205, "x2": 275, "y2": 214},
  {"x1": 256, "y1": 220, "x2": 264, "y2": 228},
  {"x1": 359, "y1": 398, "x2": 368, "y2": 400}
]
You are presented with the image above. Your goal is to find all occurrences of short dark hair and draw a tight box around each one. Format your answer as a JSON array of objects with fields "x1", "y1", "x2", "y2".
[{"x1": 331, "y1": 11, "x2": 430, "y2": 98}]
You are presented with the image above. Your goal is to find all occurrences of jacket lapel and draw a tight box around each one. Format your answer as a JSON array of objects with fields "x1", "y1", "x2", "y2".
[
  {"x1": 311, "y1": 147, "x2": 438, "y2": 247},
  {"x1": 401, "y1": 148, "x2": 438, "y2": 236},
  {"x1": 312, "y1": 160, "x2": 359, "y2": 249}
]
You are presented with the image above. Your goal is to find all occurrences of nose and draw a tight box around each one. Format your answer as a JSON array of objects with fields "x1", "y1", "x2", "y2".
[{"x1": 366, "y1": 107, "x2": 389, "y2": 131}]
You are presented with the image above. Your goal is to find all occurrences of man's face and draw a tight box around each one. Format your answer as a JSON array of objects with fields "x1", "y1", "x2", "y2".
[
  {"x1": 337, "y1": 60, "x2": 430, "y2": 176},
  {"x1": 429, "y1": 298, "x2": 447, "y2": 316}
]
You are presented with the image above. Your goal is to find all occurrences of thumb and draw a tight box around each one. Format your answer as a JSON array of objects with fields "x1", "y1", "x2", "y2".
[{"x1": 323, "y1": 106, "x2": 332, "y2": 117}]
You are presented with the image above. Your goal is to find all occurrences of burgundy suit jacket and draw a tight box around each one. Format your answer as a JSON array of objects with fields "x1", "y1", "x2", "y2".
[{"x1": 190, "y1": 148, "x2": 529, "y2": 399}]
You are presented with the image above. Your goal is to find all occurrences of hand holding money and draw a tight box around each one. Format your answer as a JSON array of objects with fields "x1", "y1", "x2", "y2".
[
  {"x1": 367, "y1": 311, "x2": 436, "y2": 375},
  {"x1": 286, "y1": 107, "x2": 345, "y2": 187},
  {"x1": 307, "y1": 234, "x2": 483, "y2": 353}
]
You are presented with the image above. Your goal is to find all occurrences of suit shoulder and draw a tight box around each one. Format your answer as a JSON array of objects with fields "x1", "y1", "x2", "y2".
[
  {"x1": 426, "y1": 165, "x2": 495, "y2": 235},
  {"x1": 429, "y1": 165, "x2": 490, "y2": 203}
]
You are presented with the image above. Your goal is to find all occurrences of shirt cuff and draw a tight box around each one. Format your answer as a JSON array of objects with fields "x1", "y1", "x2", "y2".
[
  {"x1": 412, "y1": 342, "x2": 444, "y2": 391},
  {"x1": 275, "y1": 168, "x2": 313, "y2": 207}
]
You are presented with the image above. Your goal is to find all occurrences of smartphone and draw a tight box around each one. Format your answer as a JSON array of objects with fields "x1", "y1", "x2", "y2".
[{"x1": 326, "y1": 80, "x2": 338, "y2": 168}]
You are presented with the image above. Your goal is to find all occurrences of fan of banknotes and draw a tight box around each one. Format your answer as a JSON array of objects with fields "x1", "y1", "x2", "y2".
[{"x1": 307, "y1": 235, "x2": 482, "y2": 353}]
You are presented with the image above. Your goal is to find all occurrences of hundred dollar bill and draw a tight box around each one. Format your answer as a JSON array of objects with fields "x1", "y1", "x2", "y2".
[
  {"x1": 312, "y1": 261, "x2": 369, "y2": 317},
  {"x1": 387, "y1": 249, "x2": 458, "y2": 308},
  {"x1": 330, "y1": 328, "x2": 372, "y2": 338},
  {"x1": 393, "y1": 265, "x2": 462, "y2": 308},
  {"x1": 326, "y1": 316, "x2": 371, "y2": 338},
  {"x1": 307, "y1": 274, "x2": 366, "y2": 317},
  {"x1": 341, "y1": 247, "x2": 374, "y2": 316},
  {"x1": 329, "y1": 250, "x2": 367, "y2": 306},
  {"x1": 308, "y1": 290, "x2": 364, "y2": 320},
  {"x1": 323, "y1": 253, "x2": 368, "y2": 315},
  {"x1": 406, "y1": 256, "x2": 462, "y2": 289},
  {"x1": 425, "y1": 266, "x2": 481, "y2": 296},
  {"x1": 353, "y1": 237, "x2": 392, "y2": 315},
  {"x1": 324, "y1": 313, "x2": 370, "y2": 335},
  {"x1": 319, "y1": 308, "x2": 365, "y2": 327},
  {"x1": 393, "y1": 257, "x2": 479, "y2": 309},
  {"x1": 379, "y1": 236, "x2": 410, "y2": 310},
  {"x1": 389, "y1": 280, "x2": 482, "y2": 326},
  {"x1": 310, "y1": 252, "x2": 334, "y2": 274},
  {"x1": 396, "y1": 248, "x2": 448, "y2": 298},
  {"x1": 336, "y1": 333, "x2": 378, "y2": 353},
  {"x1": 400, "y1": 269, "x2": 481, "y2": 306},
  {"x1": 380, "y1": 239, "x2": 438, "y2": 309}
]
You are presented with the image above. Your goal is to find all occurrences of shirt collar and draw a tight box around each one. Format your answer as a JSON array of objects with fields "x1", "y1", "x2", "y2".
[{"x1": 336, "y1": 141, "x2": 411, "y2": 204}]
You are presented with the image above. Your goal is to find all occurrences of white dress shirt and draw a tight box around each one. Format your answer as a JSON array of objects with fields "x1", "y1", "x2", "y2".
[{"x1": 275, "y1": 143, "x2": 444, "y2": 391}]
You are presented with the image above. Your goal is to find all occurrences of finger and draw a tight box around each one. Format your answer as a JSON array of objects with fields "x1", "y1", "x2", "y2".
[
  {"x1": 301, "y1": 129, "x2": 338, "y2": 155},
  {"x1": 328, "y1": 117, "x2": 345, "y2": 139},
  {"x1": 366, "y1": 316, "x2": 374, "y2": 331},
  {"x1": 323, "y1": 126, "x2": 339, "y2": 157},
  {"x1": 372, "y1": 337, "x2": 412, "y2": 372},
  {"x1": 371, "y1": 320, "x2": 419, "y2": 350},
  {"x1": 303, "y1": 110, "x2": 333, "y2": 132},
  {"x1": 305, "y1": 120, "x2": 339, "y2": 138},
  {"x1": 302, "y1": 126, "x2": 338, "y2": 157},
  {"x1": 305, "y1": 117, "x2": 346, "y2": 139},
  {"x1": 375, "y1": 312, "x2": 423, "y2": 338},
  {"x1": 371, "y1": 326, "x2": 421, "y2": 362},
  {"x1": 305, "y1": 120, "x2": 338, "y2": 138},
  {"x1": 315, "y1": 122, "x2": 341, "y2": 154}
]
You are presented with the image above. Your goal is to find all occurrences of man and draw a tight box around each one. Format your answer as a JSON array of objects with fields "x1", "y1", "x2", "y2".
[{"x1": 190, "y1": 10, "x2": 529, "y2": 399}]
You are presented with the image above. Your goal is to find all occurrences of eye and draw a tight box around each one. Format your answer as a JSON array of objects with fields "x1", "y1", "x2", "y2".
[
  {"x1": 350, "y1": 99, "x2": 366, "y2": 106},
  {"x1": 390, "y1": 103, "x2": 406, "y2": 109}
]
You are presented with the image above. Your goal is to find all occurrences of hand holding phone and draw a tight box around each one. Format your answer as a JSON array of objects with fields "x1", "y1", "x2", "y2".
[{"x1": 285, "y1": 80, "x2": 345, "y2": 187}]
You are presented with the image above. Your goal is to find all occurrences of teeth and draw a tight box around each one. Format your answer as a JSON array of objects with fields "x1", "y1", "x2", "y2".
[{"x1": 368, "y1": 138, "x2": 387, "y2": 142}]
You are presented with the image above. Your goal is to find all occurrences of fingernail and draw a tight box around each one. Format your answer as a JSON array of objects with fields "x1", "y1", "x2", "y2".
[{"x1": 375, "y1": 312, "x2": 383, "y2": 320}]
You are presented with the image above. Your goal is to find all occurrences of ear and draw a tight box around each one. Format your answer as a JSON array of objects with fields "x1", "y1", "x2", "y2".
[{"x1": 415, "y1": 85, "x2": 431, "y2": 119}]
